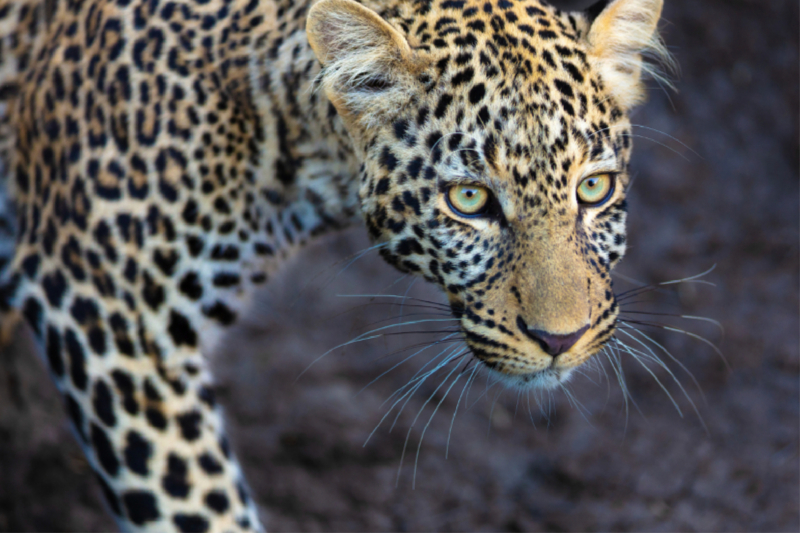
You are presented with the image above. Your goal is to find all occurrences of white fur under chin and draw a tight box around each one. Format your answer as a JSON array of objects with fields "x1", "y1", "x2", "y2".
[{"x1": 488, "y1": 365, "x2": 576, "y2": 391}]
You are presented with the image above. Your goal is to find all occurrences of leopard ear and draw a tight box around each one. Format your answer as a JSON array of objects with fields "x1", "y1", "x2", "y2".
[
  {"x1": 307, "y1": 0, "x2": 419, "y2": 118},
  {"x1": 586, "y1": 0, "x2": 673, "y2": 109}
]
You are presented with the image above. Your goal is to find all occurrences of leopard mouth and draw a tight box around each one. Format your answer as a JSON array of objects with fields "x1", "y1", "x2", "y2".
[
  {"x1": 449, "y1": 301, "x2": 584, "y2": 390},
  {"x1": 463, "y1": 342, "x2": 577, "y2": 390}
]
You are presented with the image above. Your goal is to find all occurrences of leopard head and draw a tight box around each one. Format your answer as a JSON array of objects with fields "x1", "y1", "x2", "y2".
[{"x1": 307, "y1": 0, "x2": 669, "y2": 388}]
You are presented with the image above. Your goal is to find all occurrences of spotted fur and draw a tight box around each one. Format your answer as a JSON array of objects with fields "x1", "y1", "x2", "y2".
[{"x1": 0, "y1": 0, "x2": 669, "y2": 530}]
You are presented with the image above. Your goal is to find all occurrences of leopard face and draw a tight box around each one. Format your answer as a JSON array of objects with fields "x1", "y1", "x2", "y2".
[{"x1": 308, "y1": 0, "x2": 668, "y2": 387}]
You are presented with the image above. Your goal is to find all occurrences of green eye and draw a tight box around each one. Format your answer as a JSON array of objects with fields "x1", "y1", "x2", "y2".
[
  {"x1": 447, "y1": 184, "x2": 490, "y2": 216},
  {"x1": 577, "y1": 174, "x2": 614, "y2": 205}
]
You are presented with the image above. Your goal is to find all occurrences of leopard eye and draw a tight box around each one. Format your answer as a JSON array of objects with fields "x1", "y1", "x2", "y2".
[
  {"x1": 447, "y1": 184, "x2": 490, "y2": 216},
  {"x1": 577, "y1": 174, "x2": 614, "y2": 206}
]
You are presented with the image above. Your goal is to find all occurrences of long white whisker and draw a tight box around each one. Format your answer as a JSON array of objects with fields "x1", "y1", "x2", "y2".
[
  {"x1": 359, "y1": 311, "x2": 453, "y2": 330},
  {"x1": 604, "y1": 348, "x2": 629, "y2": 431},
  {"x1": 661, "y1": 326, "x2": 730, "y2": 371},
  {"x1": 357, "y1": 333, "x2": 462, "y2": 396},
  {"x1": 559, "y1": 382, "x2": 591, "y2": 423},
  {"x1": 607, "y1": 343, "x2": 644, "y2": 420},
  {"x1": 617, "y1": 326, "x2": 709, "y2": 433},
  {"x1": 486, "y1": 385, "x2": 506, "y2": 437},
  {"x1": 291, "y1": 242, "x2": 390, "y2": 306},
  {"x1": 617, "y1": 323, "x2": 707, "y2": 402},
  {"x1": 399, "y1": 277, "x2": 419, "y2": 320},
  {"x1": 629, "y1": 124, "x2": 703, "y2": 160},
  {"x1": 619, "y1": 133, "x2": 691, "y2": 161},
  {"x1": 365, "y1": 347, "x2": 464, "y2": 447},
  {"x1": 446, "y1": 363, "x2": 479, "y2": 459},
  {"x1": 620, "y1": 311, "x2": 725, "y2": 337},
  {"x1": 526, "y1": 389, "x2": 537, "y2": 427},
  {"x1": 468, "y1": 368, "x2": 502, "y2": 411},
  {"x1": 296, "y1": 318, "x2": 459, "y2": 381},
  {"x1": 381, "y1": 342, "x2": 463, "y2": 409},
  {"x1": 613, "y1": 339, "x2": 683, "y2": 417},
  {"x1": 335, "y1": 293, "x2": 450, "y2": 310},
  {"x1": 336, "y1": 242, "x2": 391, "y2": 278},
  {"x1": 659, "y1": 264, "x2": 717, "y2": 285},
  {"x1": 413, "y1": 367, "x2": 466, "y2": 488},
  {"x1": 397, "y1": 360, "x2": 464, "y2": 487},
  {"x1": 388, "y1": 348, "x2": 468, "y2": 433}
]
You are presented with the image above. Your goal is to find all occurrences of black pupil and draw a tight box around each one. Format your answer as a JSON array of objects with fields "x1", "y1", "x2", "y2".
[
  {"x1": 586, "y1": 179, "x2": 598, "y2": 189},
  {"x1": 465, "y1": 190, "x2": 475, "y2": 198}
]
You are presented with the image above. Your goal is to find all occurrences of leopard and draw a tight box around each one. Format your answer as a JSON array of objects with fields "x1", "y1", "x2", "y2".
[{"x1": 0, "y1": 0, "x2": 671, "y2": 530}]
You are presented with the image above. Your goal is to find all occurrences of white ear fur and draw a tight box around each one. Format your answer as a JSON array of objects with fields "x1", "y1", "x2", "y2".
[
  {"x1": 587, "y1": 0, "x2": 673, "y2": 109},
  {"x1": 307, "y1": 0, "x2": 418, "y2": 118}
]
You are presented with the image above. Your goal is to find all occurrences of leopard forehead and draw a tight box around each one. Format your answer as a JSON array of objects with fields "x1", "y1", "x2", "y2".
[{"x1": 350, "y1": 0, "x2": 634, "y2": 208}]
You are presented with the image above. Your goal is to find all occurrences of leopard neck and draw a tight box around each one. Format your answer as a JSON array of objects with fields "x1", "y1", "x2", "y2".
[{"x1": 241, "y1": 0, "x2": 373, "y2": 247}]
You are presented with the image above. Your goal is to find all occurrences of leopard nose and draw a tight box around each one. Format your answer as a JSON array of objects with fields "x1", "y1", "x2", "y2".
[{"x1": 517, "y1": 317, "x2": 589, "y2": 357}]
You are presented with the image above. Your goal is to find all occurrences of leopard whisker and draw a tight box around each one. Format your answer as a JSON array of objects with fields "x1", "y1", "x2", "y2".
[
  {"x1": 612, "y1": 338, "x2": 683, "y2": 417},
  {"x1": 383, "y1": 351, "x2": 469, "y2": 437},
  {"x1": 587, "y1": 125, "x2": 693, "y2": 162},
  {"x1": 463, "y1": 361, "x2": 481, "y2": 409},
  {"x1": 619, "y1": 310, "x2": 724, "y2": 336},
  {"x1": 335, "y1": 241, "x2": 392, "y2": 278},
  {"x1": 617, "y1": 326, "x2": 711, "y2": 432},
  {"x1": 330, "y1": 301, "x2": 457, "y2": 321},
  {"x1": 380, "y1": 342, "x2": 465, "y2": 409},
  {"x1": 358, "y1": 312, "x2": 455, "y2": 330},
  {"x1": 661, "y1": 325, "x2": 730, "y2": 371},
  {"x1": 615, "y1": 285, "x2": 670, "y2": 301},
  {"x1": 379, "y1": 328, "x2": 462, "y2": 338},
  {"x1": 371, "y1": 334, "x2": 465, "y2": 363},
  {"x1": 616, "y1": 327, "x2": 707, "y2": 432},
  {"x1": 629, "y1": 124, "x2": 703, "y2": 160},
  {"x1": 614, "y1": 264, "x2": 717, "y2": 302},
  {"x1": 604, "y1": 344, "x2": 644, "y2": 423},
  {"x1": 558, "y1": 381, "x2": 592, "y2": 424},
  {"x1": 356, "y1": 332, "x2": 463, "y2": 397},
  {"x1": 658, "y1": 264, "x2": 718, "y2": 285},
  {"x1": 297, "y1": 318, "x2": 459, "y2": 381},
  {"x1": 398, "y1": 277, "x2": 420, "y2": 319},
  {"x1": 486, "y1": 384, "x2": 506, "y2": 436},
  {"x1": 390, "y1": 348, "x2": 466, "y2": 438},
  {"x1": 591, "y1": 348, "x2": 615, "y2": 413},
  {"x1": 413, "y1": 363, "x2": 467, "y2": 488},
  {"x1": 291, "y1": 242, "x2": 391, "y2": 306},
  {"x1": 465, "y1": 366, "x2": 503, "y2": 412},
  {"x1": 446, "y1": 362, "x2": 480, "y2": 459},
  {"x1": 395, "y1": 360, "x2": 461, "y2": 487},
  {"x1": 365, "y1": 346, "x2": 465, "y2": 448},
  {"x1": 336, "y1": 293, "x2": 451, "y2": 310},
  {"x1": 573, "y1": 362, "x2": 601, "y2": 386},
  {"x1": 538, "y1": 385, "x2": 555, "y2": 427},
  {"x1": 618, "y1": 318, "x2": 729, "y2": 371},
  {"x1": 526, "y1": 385, "x2": 542, "y2": 426}
]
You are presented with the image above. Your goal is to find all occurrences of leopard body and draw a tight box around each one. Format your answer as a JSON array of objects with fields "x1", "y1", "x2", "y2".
[{"x1": 0, "y1": 0, "x2": 668, "y2": 530}]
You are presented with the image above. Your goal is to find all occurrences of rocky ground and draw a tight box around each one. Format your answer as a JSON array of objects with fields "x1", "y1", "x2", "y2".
[{"x1": 0, "y1": 0, "x2": 797, "y2": 531}]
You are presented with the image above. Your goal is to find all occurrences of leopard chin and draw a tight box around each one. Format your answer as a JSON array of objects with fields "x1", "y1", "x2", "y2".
[{"x1": 489, "y1": 366, "x2": 576, "y2": 391}]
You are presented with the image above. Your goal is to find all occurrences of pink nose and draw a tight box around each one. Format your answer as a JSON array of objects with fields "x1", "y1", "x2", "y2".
[{"x1": 517, "y1": 317, "x2": 589, "y2": 357}]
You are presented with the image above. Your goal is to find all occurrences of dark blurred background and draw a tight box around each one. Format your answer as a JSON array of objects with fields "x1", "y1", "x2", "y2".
[{"x1": 1, "y1": 0, "x2": 798, "y2": 530}]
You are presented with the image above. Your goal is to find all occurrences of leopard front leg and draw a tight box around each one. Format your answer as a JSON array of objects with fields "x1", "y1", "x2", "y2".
[{"x1": 7, "y1": 233, "x2": 265, "y2": 532}]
